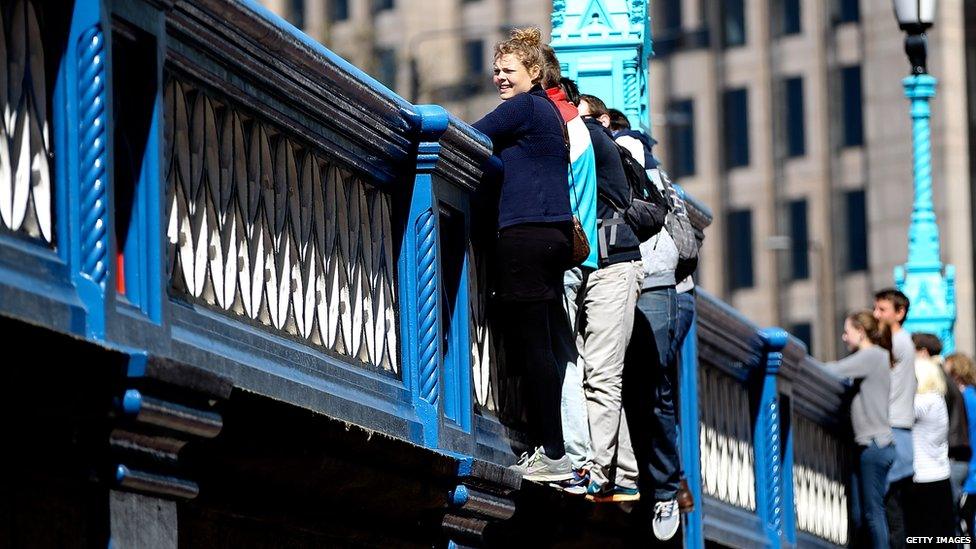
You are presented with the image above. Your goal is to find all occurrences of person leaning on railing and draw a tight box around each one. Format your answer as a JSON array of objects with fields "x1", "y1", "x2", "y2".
[
  {"x1": 825, "y1": 311, "x2": 895, "y2": 549},
  {"x1": 472, "y1": 27, "x2": 574, "y2": 483}
]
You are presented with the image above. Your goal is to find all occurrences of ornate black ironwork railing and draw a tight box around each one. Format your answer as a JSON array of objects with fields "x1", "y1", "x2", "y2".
[
  {"x1": 164, "y1": 76, "x2": 400, "y2": 373},
  {"x1": 0, "y1": 0, "x2": 54, "y2": 245}
]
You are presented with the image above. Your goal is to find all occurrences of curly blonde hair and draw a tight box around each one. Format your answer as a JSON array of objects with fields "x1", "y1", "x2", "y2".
[
  {"x1": 494, "y1": 27, "x2": 546, "y2": 84},
  {"x1": 946, "y1": 352, "x2": 976, "y2": 386}
]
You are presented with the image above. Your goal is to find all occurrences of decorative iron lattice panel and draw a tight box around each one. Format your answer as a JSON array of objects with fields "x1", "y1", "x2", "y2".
[
  {"x1": 470, "y1": 242, "x2": 494, "y2": 411},
  {"x1": 793, "y1": 414, "x2": 849, "y2": 546},
  {"x1": 0, "y1": 0, "x2": 52, "y2": 244},
  {"x1": 699, "y1": 366, "x2": 756, "y2": 511},
  {"x1": 468, "y1": 241, "x2": 523, "y2": 425},
  {"x1": 165, "y1": 77, "x2": 399, "y2": 373}
]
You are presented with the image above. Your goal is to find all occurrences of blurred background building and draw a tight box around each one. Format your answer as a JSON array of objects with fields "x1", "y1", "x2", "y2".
[{"x1": 261, "y1": 0, "x2": 976, "y2": 361}]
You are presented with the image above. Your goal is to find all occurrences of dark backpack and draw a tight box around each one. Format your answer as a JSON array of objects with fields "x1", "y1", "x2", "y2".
[{"x1": 599, "y1": 144, "x2": 669, "y2": 243}]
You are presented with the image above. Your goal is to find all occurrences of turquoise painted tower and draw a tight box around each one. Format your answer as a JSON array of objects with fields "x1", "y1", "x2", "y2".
[
  {"x1": 894, "y1": 74, "x2": 957, "y2": 353},
  {"x1": 551, "y1": 0, "x2": 652, "y2": 131}
]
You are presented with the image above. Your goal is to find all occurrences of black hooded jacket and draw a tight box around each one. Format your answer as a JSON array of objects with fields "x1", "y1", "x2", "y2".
[{"x1": 583, "y1": 117, "x2": 641, "y2": 266}]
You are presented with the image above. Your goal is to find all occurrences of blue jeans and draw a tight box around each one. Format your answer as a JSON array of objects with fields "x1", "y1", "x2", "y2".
[
  {"x1": 669, "y1": 290, "x2": 696, "y2": 366},
  {"x1": 888, "y1": 427, "x2": 914, "y2": 484},
  {"x1": 852, "y1": 441, "x2": 896, "y2": 549},
  {"x1": 624, "y1": 287, "x2": 680, "y2": 501}
]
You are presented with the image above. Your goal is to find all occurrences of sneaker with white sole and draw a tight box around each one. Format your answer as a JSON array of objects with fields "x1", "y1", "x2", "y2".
[
  {"x1": 509, "y1": 447, "x2": 574, "y2": 482},
  {"x1": 553, "y1": 469, "x2": 589, "y2": 495},
  {"x1": 586, "y1": 485, "x2": 640, "y2": 503},
  {"x1": 652, "y1": 499, "x2": 680, "y2": 541}
]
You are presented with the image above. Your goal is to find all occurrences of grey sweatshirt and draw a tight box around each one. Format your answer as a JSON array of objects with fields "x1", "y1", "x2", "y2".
[
  {"x1": 890, "y1": 329, "x2": 917, "y2": 429},
  {"x1": 828, "y1": 346, "x2": 894, "y2": 447}
]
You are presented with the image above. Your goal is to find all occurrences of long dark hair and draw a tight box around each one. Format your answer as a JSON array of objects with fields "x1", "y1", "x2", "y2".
[{"x1": 848, "y1": 310, "x2": 893, "y2": 367}]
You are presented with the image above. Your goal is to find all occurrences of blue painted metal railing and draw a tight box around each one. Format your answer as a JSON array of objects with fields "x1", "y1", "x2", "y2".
[
  {"x1": 680, "y1": 289, "x2": 855, "y2": 548},
  {"x1": 0, "y1": 0, "x2": 499, "y2": 456},
  {"x1": 0, "y1": 0, "x2": 858, "y2": 545}
]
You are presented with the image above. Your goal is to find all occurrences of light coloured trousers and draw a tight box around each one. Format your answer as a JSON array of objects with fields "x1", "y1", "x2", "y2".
[
  {"x1": 559, "y1": 267, "x2": 591, "y2": 470},
  {"x1": 581, "y1": 261, "x2": 644, "y2": 488}
]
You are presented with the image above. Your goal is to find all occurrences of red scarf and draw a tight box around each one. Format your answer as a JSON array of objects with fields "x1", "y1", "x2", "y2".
[{"x1": 545, "y1": 87, "x2": 579, "y2": 123}]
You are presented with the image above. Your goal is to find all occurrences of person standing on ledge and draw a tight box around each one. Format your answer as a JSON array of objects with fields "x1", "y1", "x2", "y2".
[{"x1": 473, "y1": 27, "x2": 574, "y2": 483}]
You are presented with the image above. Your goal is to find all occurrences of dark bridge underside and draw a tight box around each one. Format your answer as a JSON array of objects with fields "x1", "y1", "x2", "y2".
[{"x1": 0, "y1": 317, "x2": 687, "y2": 548}]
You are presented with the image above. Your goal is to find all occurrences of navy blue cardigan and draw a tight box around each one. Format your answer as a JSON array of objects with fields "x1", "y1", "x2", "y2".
[{"x1": 473, "y1": 86, "x2": 571, "y2": 230}]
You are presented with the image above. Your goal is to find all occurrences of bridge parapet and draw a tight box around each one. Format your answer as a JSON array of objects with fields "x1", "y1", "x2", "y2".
[{"x1": 685, "y1": 290, "x2": 854, "y2": 548}]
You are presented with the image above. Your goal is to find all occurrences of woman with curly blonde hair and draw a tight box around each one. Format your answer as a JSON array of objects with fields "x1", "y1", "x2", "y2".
[{"x1": 472, "y1": 27, "x2": 574, "y2": 482}]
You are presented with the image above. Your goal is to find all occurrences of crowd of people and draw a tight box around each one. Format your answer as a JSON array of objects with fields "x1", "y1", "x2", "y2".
[
  {"x1": 471, "y1": 28, "x2": 701, "y2": 541},
  {"x1": 828, "y1": 289, "x2": 976, "y2": 547},
  {"x1": 468, "y1": 26, "x2": 976, "y2": 548}
]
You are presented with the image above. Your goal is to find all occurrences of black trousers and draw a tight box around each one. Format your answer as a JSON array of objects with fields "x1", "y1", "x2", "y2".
[
  {"x1": 887, "y1": 476, "x2": 912, "y2": 549},
  {"x1": 908, "y1": 479, "x2": 956, "y2": 540},
  {"x1": 497, "y1": 298, "x2": 568, "y2": 458},
  {"x1": 493, "y1": 222, "x2": 571, "y2": 458}
]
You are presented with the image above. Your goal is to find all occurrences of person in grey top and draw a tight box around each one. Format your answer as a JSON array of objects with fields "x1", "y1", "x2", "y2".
[
  {"x1": 874, "y1": 288, "x2": 914, "y2": 548},
  {"x1": 827, "y1": 310, "x2": 895, "y2": 549}
]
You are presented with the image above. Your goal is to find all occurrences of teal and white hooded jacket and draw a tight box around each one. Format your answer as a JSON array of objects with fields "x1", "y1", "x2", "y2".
[{"x1": 547, "y1": 87, "x2": 598, "y2": 270}]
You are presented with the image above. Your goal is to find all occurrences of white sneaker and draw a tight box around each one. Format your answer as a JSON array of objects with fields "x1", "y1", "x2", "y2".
[
  {"x1": 508, "y1": 447, "x2": 574, "y2": 482},
  {"x1": 652, "y1": 499, "x2": 680, "y2": 541}
]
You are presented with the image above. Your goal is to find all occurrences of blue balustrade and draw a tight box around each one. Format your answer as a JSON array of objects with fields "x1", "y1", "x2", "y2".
[
  {"x1": 0, "y1": 0, "x2": 863, "y2": 545},
  {"x1": 0, "y1": 0, "x2": 499, "y2": 456},
  {"x1": 685, "y1": 290, "x2": 855, "y2": 548}
]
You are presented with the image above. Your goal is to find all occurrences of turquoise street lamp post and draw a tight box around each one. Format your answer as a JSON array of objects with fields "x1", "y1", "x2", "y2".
[{"x1": 891, "y1": 0, "x2": 957, "y2": 352}]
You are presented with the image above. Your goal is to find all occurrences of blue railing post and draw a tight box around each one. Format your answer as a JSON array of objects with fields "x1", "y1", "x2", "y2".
[
  {"x1": 679, "y1": 301, "x2": 704, "y2": 548},
  {"x1": 66, "y1": 0, "x2": 111, "y2": 339},
  {"x1": 755, "y1": 328, "x2": 791, "y2": 547},
  {"x1": 401, "y1": 105, "x2": 450, "y2": 448},
  {"x1": 781, "y1": 392, "x2": 797, "y2": 547}
]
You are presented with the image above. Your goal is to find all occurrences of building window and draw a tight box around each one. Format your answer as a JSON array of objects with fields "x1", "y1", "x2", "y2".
[
  {"x1": 659, "y1": 0, "x2": 682, "y2": 34},
  {"x1": 841, "y1": 65, "x2": 864, "y2": 147},
  {"x1": 722, "y1": 0, "x2": 746, "y2": 47},
  {"x1": 845, "y1": 189, "x2": 868, "y2": 272},
  {"x1": 290, "y1": 0, "x2": 305, "y2": 28},
  {"x1": 784, "y1": 76, "x2": 805, "y2": 157},
  {"x1": 723, "y1": 88, "x2": 750, "y2": 169},
  {"x1": 726, "y1": 209, "x2": 754, "y2": 290},
  {"x1": 464, "y1": 39, "x2": 484, "y2": 78},
  {"x1": 373, "y1": 0, "x2": 394, "y2": 12},
  {"x1": 781, "y1": 0, "x2": 801, "y2": 35},
  {"x1": 789, "y1": 199, "x2": 809, "y2": 280},
  {"x1": 330, "y1": 0, "x2": 349, "y2": 22},
  {"x1": 837, "y1": 0, "x2": 859, "y2": 23},
  {"x1": 668, "y1": 99, "x2": 696, "y2": 177},
  {"x1": 791, "y1": 322, "x2": 813, "y2": 353},
  {"x1": 375, "y1": 48, "x2": 397, "y2": 89}
]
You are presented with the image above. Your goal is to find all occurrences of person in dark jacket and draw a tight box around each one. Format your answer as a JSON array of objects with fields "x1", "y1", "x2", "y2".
[
  {"x1": 472, "y1": 27, "x2": 573, "y2": 483},
  {"x1": 914, "y1": 332, "x2": 971, "y2": 531},
  {"x1": 572, "y1": 94, "x2": 646, "y2": 506},
  {"x1": 607, "y1": 108, "x2": 657, "y2": 168},
  {"x1": 947, "y1": 353, "x2": 976, "y2": 535}
]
